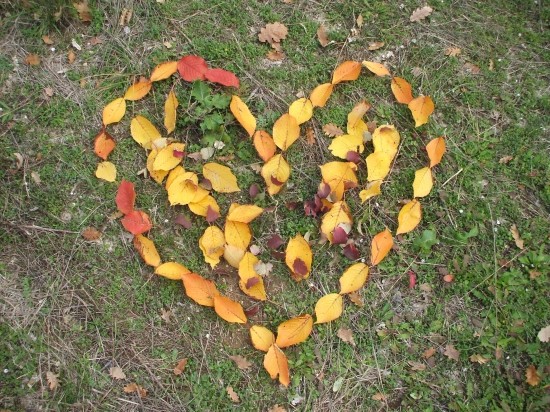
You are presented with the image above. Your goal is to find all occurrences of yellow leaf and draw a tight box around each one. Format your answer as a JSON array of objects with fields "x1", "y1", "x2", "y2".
[
  {"x1": 124, "y1": 79, "x2": 152, "y2": 101},
  {"x1": 155, "y1": 262, "x2": 191, "y2": 280},
  {"x1": 319, "y1": 161, "x2": 358, "y2": 201},
  {"x1": 250, "y1": 325, "x2": 275, "y2": 352},
  {"x1": 426, "y1": 137, "x2": 446, "y2": 167},
  {"x1": 230, "y1": 95, "x2": 256, "y2": 137},
  {"x1": 396, "y1": 199, "x2": 422, "y2": 235},
  {"x1": 362, "y1": 61, "x2": 391, "y2": 77},
  {"x1": 263, "y1": 344, "x2": 290, "y2": 387},
  {"x1": 130, "y1": 115, "x2": 161, "y2": 150},
  {"x1": 224, "y1": 244, "x2": 246, "y2": 268},
  {"x1": 315, "y1": 293, "x2": 343, "y2": 324},
  {"x1": 199, "y1": 226, "x2": 225, "y2": 268},
  {"x1": 150, "y1": 61, "x2": 178, "y2": 82},
  {"x1": 273, "y1": 113, "x2": 300, "y2": 151},
  {"x1": 391, "y1": 77, "x2": 414, "y2": 104},
  {"x1": 288, "y1": 98, "x2": 313, "y2": 125},
  {"x1": 261, "y1": 154, "x2": 290, "y2": 195},
  {"x1": 359, "y1": 180, "x2": 382, "y2": 203},
  {"x1": 413, "y1": 167, "x2": 433, "y2": 198},
  {"x1": 309, "y1": 83, "x2": 333, "y2": 107},
  {"x1": 371, "y1": 229, "x2": 393, "y2": 266},
  {"x1": 372, "y1": 125, "x2": 400, "y2": 160},
  {"x1": 328, "y1": 133, "x2": 364, "y2": 159},
  {"x1": 253, "y1": 130, "x2": 276, "y2": 162},
  {"x1": 346, "y1": 100, "x2": 371, "y2": 136},
  {"x1": 238, "y1": 252, "x2": 267, "y2": 301},
  {"x1": 226, "y1": 204, "x2": 263, "y2": 223},
  {"x1": 165, "y1": 166, "x2": 187, "y2": 191},
  {"x1": 331, "y1": 61, "x2": 362, "y2": 84},
  {"x1": 164, "y1": 90, "x2": 178, "y2": 134},
  {"x1": 408, "y1": 95, "x2": 434, "y2": 127},
  {"x1": 153, "y1": 142, "x2": 185, "y2": 171},
  {"x1": 168, "y1": 177, "x2": 198, "y2": 206},
  {"x1": 203, "y1": 162, "x2": 240, "y2": 193},
  {"x1": 188, "y1": 195, "x2": 220, "y2": 218},
  {"x1": 339, "y1": 263, "x2": 369, "y2": 294},
  {"x1": 181, "y1": 272, "x2": 220, "y2": 307},
  {"x1": 102, "y1": 97, "x2": 126, "y2": 126},
  {"x1": 285, "y1": 234, "x2": 313, "y2": 281},
  {"x1": 366, "y1": 151, "x2": 392, "y2": 182},
  {"x1": 320, "y1": 201, "x2": 353, "y2": 244},
  {"x1": 95, "y1": 161, "x2": 117, "y2": 182},
  {"x1": 224, "y1": 220, "x2": 252, "y2": 250},
  {"x1": 276, "y1": 314, "x2": 313, "y2": 348},
  {"x1": 146, "y1": 150, "x2": 169, "y2": 184},
  {"x1": 213, "y1": 295, "x2": 247, "y2": 324},
  {"x1": 133, "y1": 234, "x2": 161, "y2": 267}
]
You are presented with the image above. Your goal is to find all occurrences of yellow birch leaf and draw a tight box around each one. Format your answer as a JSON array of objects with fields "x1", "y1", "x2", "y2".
[
  {"x1": 146, "y1": 150, "x2": 169, "y2": 184},
  {"x1": 102, "y1": 97, "x2": 126, "y2": 126},
  {"x1": 188, "y1": 195, "x2": 220, "y2": 218},
  {"x1": 391, "y1": 77, "x2": 414, "y2": 104},
  {"x1": 261, "y1": 154, "x2": 290, "y2": 195},
  {"x1": 253, "y1": 130, "x2": 276, "y2": 162},
  {"x1": 164, "y1": 90, "x2": 178, "y2": 134},
  {"x1": 320, "y1": 201, "x2": 353, "y2": 244},
  {"x1": 339, "y1": 263, "x2": 369, "y2": 294},
  {"x1": 250, "y1": 325, "x2": 275, "y2": 352},
  {"x1": 359, "y1": 180, "x2": 382, "y2": 203},
  {"x1": 199, "y1": 226, "x2": 225, "y2": 268},
  {"x1": 309, "y1": 83, "x2": 334, "y2": 107},
  {"x1": 315, "y1": 293, "x2": 343, "y2": 324},
  {"x1": 413, "y1": 167, "x2": 433, "y2": 198},
  {"x1": 275, "y1": 314, "x2": 314, "y2": 348},
  {"x1": 167, "y1": 177, "x2": 198, "y2": 206},
  {"x1": 181, "y1": 272, "x2": 220, "y2": 307},
  {"x1": 372, "y1": 125, "x2": 400, "y2": 160},
  {"x1": 224, "y1": 221, "x2": 252, "y2": 250},
  {"x1": 153, "y1": 142, "x2": 185, "y2": 171},
  {"x1": 396, "y1": 199, "x2": 422, "y2": 235},
  {"x1": 331, "y1": 61, "x2": 362, "y2": 84},
  {"x1": 347, "y1": 101, "x2": 371, "y2": 136},
  {"x1": 370, "y1": 229, "x2": 393, "y2": 266},
  {"x1": 150, "y1": 61, "x2": 178, "y2": 82},
  {"x1": 408, "y1": 95, "x2": 434, "y2": 127},
  {"x1": 213, "y1": 295, "x2": 247, "y2": 324},
  {"x1": 288, "y1": 98, "x2": 313, "y2": 125},
  {"x1": 226, "y1": 204, "x2": 264, "y2": 223},
  {"x1": 230, "y1": 95, "x2": 256, "y2": 137},
  {"x1": 224, "y1": 244, "x2": 246, "y2": 268},
  {"x1": 155, "y1": 262, "x2": 191, "y2": 280},
  {"x1": 328, "y1": 134, "x2": 364, "y2": 159},
  {"x1": 133, "y1": 234, "x2": 161, "y2": 267},
  {"x1": 203, "y1": 162, "x2": 240, "y2": 193},
  {"x1": 130, "y1": 115, "x2": 161, "y2": 150},
  {"x1": 362, "y1": 61, "x2": 391, "y2": 77},
  {"x1": 165, "y1": 166, "x2": 187, "y2": 191},
  {"x1": 273, "y1": 113, "x2": 300, "y2": 151},
  {"x1": 263, "y1": 344, "x2": 290, "y2": 387},
  {"x1": 238, "y1": 252, "x2": 266, "y2": 301},
  {"x1": 366, "y1": 151, "x2": 392, "y2": 182},
  {"x1": 95, "y1": 161, "x2": 117, "y2": 182},
  {"x1": 285, "y1": 234, "x2": 312, "y2": 281},
  {"x1": 426, "y1": 137, "x2": 446, "y2": 167},
  {"x1": 319, "y1": 162, "x2": 358, "y2": 201},
  {"x1": 124, "y1": 79, "x2": 152, "y2": 101}
]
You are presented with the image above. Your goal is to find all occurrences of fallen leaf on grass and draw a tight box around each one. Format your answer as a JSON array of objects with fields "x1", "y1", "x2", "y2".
[
  {"x1": 409, "y1": 361, "x2": 426, "y2": 371},
  {"x1": 258, "y1": 22, "x2": 288, "y2": 51},
  {"x1": 337, "y1": 327, "x2": 355, "y2": 346},
  {"x1": 372, "y1": 393, "x2": 387, "y2": 401},
  {"x1": 73, "y1": 1, "x2": 92, "y2": 23},
  {"x1": 81, "y1": 226, "x2": 101, "y2": 241},
  {"x1": 510, "y1": 224, "x2": 524, "y2": 249},
  {"x1": 268, "y1": 405, "x2": 287, "y2": 412},
  {"x1": 109, "y1": 366, "x2": 126, "y2": 380},
  {"x1": 42, "y1": 35, "x2": 54, "y2": 45},
  {"x1": 356, "y1": 14, "x2": 364, "y2": 28},
  {"x1": 229, "y1": 355, "x2": 252, "y2": 370},
  {"x1": 526, "y1": 365, "x2": 541, "y2": 386},
  {"x1": 445, "y1": 47, "x2": 461, "y2": 57},
  {"x1": 305, "y1": 127, "x2": 315, "y2": 145},
  {"x1": 348, "y1": 291, "x2": 364, "y2": 307},
  {"x1": 25, "y1": 54, "x2": 41, "y2": 66},
  {"x1": 266, "y1": 50, "x2": 285, "y2": 61},
  {"x1": 124, "y1": 382, "x2": 147, "y2": 397},
  {"x1": 444, "y1": 344, "x2": 460, "y2": 361},
  {"x1": 368, "y1": 42, "x2": 385, "y2": 51},
  {"x1": 323, "y1": 123, "x2": 344, "y2": 137},
  {"x1": 537, "y1": 325, "x2": 550, "y2": 342},
  {"x1": 317, "y1": 25, "x2": 329, "y2": 47},
  {"x1": 422, "y1": 347, "x2": 436, "y2": 359},
  {"x1": 68, "y1": 50, "x2": 76, "y2": 64},
  {"x1": 173, "y1": 358, "x2": 188, "y2": 375},
  {"x1": 227, "y1": 386, "x2": 240, "y2": 403},
  {"x1": 46, "y1": 371, "x2": 59, "y2": 390},
  {"x1": 410, "y1": 6, "x2": 433, "y2": 22},
  {"x1": 463, "y1": 62, "x2": 480, "y2": 75},
  {"x1": 499, "y1": 155, "x2": 513, "y2": 164},
  {"x1": 469, "y1": 354, "x2": 489, "y2": 364}
]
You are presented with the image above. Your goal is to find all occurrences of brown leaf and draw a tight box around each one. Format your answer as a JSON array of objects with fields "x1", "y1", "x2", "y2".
[
  {"x1": 305, "y1": 127, "x2": 315, "y2": 145},
  {"x1": 118, "y1": 7, "x2": 132, "y2": 26},
  {"x1": 372, "y1": 392, "x2": 387, "y2": 401},
  {"x1": 322, "y1": 123, "x2": 344, "y2": 137},
  {"x1": 73, "y1": 1, "x2": 92, "y2": 23},
  {"x1": 336, "y1": 327, "x2": 356, "y2": 346},
  {"x1": 409, "y1": 361, "x2": 426, "y2": 371},
  {"x1": 42, "y1": 35, "x2": 54, "y2": 45},
  {"x1": 81, "y1": 226, "x2": 101, "y2": 241},
  {"x1": 499, "y1": 155, "x2": 513, "y2": 164},
  {"x1": 529, "y1": 270, "x2": 542, "y2": 279},
  {"x1": 25, "y1": 54, "x2": 41, "y2": 66},
  {"x1": 226, "y1": 386, "x2": 240, "y2": 403},
  {"x1": 267, "y1": 234, "x2": 284, "y2": 249},
  {"x1": 90, "y1": 36, "x2": 103, "y2": 46},
  {"x1": 268, "y1": 405, "x2": 287, "y2": 412},
  {"x1": 44, "y1": 87, "x2": 54, "y2": 97},
  {"x1": 469, "y1": 354, "x2": 489, "y2": 364},
  {"x1": 68, "y1": 50, "x2": 76, "y2": 64},
  {"x1": 46, "y1": 371, "x2": 59, "y2": 390},
  {"x1": 444, "y1": 47, "x2": 461, "y2": 57},
  {"x1": 410, "y1": 6, "x2": 433, "y2": 22},
  {"x1": 160, "y1": 308, "x2": 172, "y2": 322},
  {"x1": 444, "y1": 344, "x2": 460, "y2": 361},
  {"x1": 510, "y1": 224, "x2": 524, "y2": 249},
  {"x1": 356, "y1": 15, "x2": 364, "y2": 28},
  {"x1": 229, "y1": 355, "x2": 252, "y2": 370},
  {"x1": 124, "y1": 382, "x2": 147, "y2": 397},
  {"x1": 258, "y1": 22, "x2": 288, "y2": 46},
  {"x1": 173, "y1": 358, "x2": 188, "y2": 375},
  {"x1": 348, "y1": 291, "x2": 364, "y2": 307},
  {"x1": 266, "y1": 50, "x2": 285, "y2": 61},
  {"x1": 463, "y1": 62, "x2": 480, "y2": 75},
  {"x1": 174, "y1": 214, "x2": 192, "y2": 229},
  {"x1": 368, "y1": 42, "x2": 385, "y2": 51},
  {"x1": 526, "y1": 365, "x2": 541, "y2": 386},
  {"x1": 422, "y1": 347, "x2": 436, "y2": 359},
  {"x1": 109, "y1": 366, "x2": 126, "y2": 380},
  {"x1": 317, "y1": 25, "x2": 329, "y2": 47}
]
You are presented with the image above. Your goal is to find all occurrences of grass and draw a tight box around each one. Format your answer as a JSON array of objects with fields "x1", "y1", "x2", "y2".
[{"x1": 1, "y1": 0, "x2": 549, "y2": 410}]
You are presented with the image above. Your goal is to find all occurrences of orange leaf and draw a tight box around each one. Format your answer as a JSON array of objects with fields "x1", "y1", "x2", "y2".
[
  {"x1": 396, "y1": 199, "x2": 422, "y2": 235},
  {"x1": 213, "y1": 295, "x2": 247, "y2": 324},
  {"x1": 526, "y1": 365, "x2": 541, "y2": 386},
  {"x1": 426, "y1": 137, "x2": 446, "y2": 167},
  {"x1": 121, "y1": 210, "x2": 152, "y2": 235},
  {"x1": 371, "y1": 229, "x2": 393, "y2": 266},
  {"x1": 150, "y1": 61, "x2": 178, "y2": 82},
  {"x1": 253, "y1": 131, "x2": 276, "y2": 162},
  {"x1": 391, "y1": 77, "x2": 414, "y2": 104},
  {"x1": 408, "y1": 95, "x2": 434, "y2": 127},
  {"x1": 230, "y1": 95, "x2": 256, "y2": 137},
  {"x1": 94, "y1": 128, "x2": 116, "y2": 160},
  {"x1": 102, "y1": 97, "x2": 126, "y2": 126},
  {"x1": 362, "y1": 61, "x2": 391, "y2": 77},
  {"x1": 250, "y1": 325, "x2": 275, "y2": 352},
  {"x1": 273, "y1": 113, "x2": 300, "y2": 151},
  {"x1": 263, "y1": 344, "x2": 290, "y2": 386},
  {"x1": 331, "y1": 61, "x2": 362, "y2": 84},
  {"x1": 309, "y1": 83, "x2": 334, "y2": 107},
  {"x1": 124, "y1": 79, "x2": 152, "y2": 101},
  {"x1": 181, "y1": 272, "x2": 220, "y2": 307},
  {"x1": 115, "y1": 179, "x2": 135, "y2": 215},
  {"x1": 133, "y1": 234, "x2": 161, "y2": 267},
  {"x1": 275, "y1": 314, "x2": 313, "y2": 348}
]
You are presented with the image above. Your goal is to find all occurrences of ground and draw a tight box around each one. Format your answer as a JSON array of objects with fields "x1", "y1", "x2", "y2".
[{"x1": 0, "y1": 0, "x2": 549, "y2": 411}]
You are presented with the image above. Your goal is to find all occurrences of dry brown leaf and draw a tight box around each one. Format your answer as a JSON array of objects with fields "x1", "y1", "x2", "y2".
[
  {"x1": 258, "y1": 22, "x2": 288, "y2": 47},
  {"x1": 526, "y1": 365, "x2": 541, "y2": 386},
  {"x1": 323, "y1": 123, "x2": 344, "y2": 137},
  {"x1": 444, "y1": 344, "x2": 460, "y2": 361},
  {"x1": 124, "y1": 382, "x2": 147, "y2": 397},
  {"x1": 499, "y1": 155, "x2": 513, "y2": 164},
  {"x1": 173, "y1": 358, "x2": 188, "y2": 375},
  {"x1": 109, "y1": 366, "x2": 126, "y2": 380},
  {"x1": 46, "y1": 371, "x2": 59, "y2": 390},
  {"x1": 510, "y1": 224, "x2": 524, "y2": 249},
  {"x1": 469, "y1": 354, "x2": 489, "y2": 364},
  {"x1": 368, "y1": 42, "x2": 385, "y2": 51},
  {"x1": 317, "y1": 25, "x2": 329, "y2": 47},
  {"x1": 90, "y1": 36, "x2": 103, "y2": 46},
  {"x1": 160, "y1": 308, "x2": 172, "y2": 322},
  {"x1": 42, "y1": 35, "x2": 54, "y2": 45},
  {"x1": 118, "y1": 8, "x2": 133, "y2": 26},
  {"x1": 422, "y1": 347, "x2": 436, "y2": 359},
  {"x1": 44, "y1": 87, "x2": 54, "y2": 97},
  {"x1": 463, "y1": 62, "x2": 480, "y2": 75},
  {"x1": 68, "y1": 50, "x2": 76, "y2": 64},
  {"x1": 226, "y1": 386, "x2": 240, "y2": 403},
  {"x1": 267, "y1": 50, "x2": 285, "y2": 61},
  {"x1": 229, "y1": 355, "x2": 252, "y2": 370},
  {"x1": 268, "y1": 405, "x2": 287, "y2": 412},
  {"x1": 409, "y1": 361, "x2": 426, "y2": 371},
  {"x1": 336, "y1": 327, "x2": 356, "y2": 346},
  {"x1": 529, "y1": 270, "x2": 542, "y2": 280},
  {"x1": 73, "y1": 1, "x2": 92, "y2": 23},
  {"x1": 81, "y1": 226, "x2": 101, "y2": 241},
  {"x1": 305, "y1": 127, "x2": 315, "y2": 145},
  {"x1": 25, "y1": 54, "x2": 41, "y2": 66},
  {"x1": 410, "y1": 6, "x2": 433, "y2": 22},
  {"x1": 444, "y1": 47, "x2": 461, "y2": 57},
  {"x1": 356, "y1": 14, "x2": 364, "y2": 28},
  {"x1": 348, "y1": 291, "x2": 364, "y2": 307},
  {"x1": 372, "y1": 392, "x2": 387, "y2": 401}
]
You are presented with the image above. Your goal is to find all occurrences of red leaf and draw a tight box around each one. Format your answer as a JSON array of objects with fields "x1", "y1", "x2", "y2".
[
  {"x1": 173, "y1": 149, "x2": 186, "y2": 158},
  {"x1": 244, "y1": 304, "x2": 260, "y2": 317},
  {"x1": 346, "y1": 151, "x2": 361, "y2": 164},
  {"x1": 267, "y1": 234, "x2": 284, "y2": 249},
  {"x1": 174, "y1": 214, "x2": 192, "y2": 229},
  {"x1": 206, "y1": 205, "x2": 220, "y2": 223},
  {"x1": 271, "y1": 176, "x2": 284, "y2": 186},
  {"x1": 121, "y1": 210, "x2": 152, "y2": 235},
  {"x1": 200, "y1": 178, "x2": 212, "y2": 191},
  {"x1": 204, "y1": 68, "x2": 240, "y2": 88},
  {"x1": 249, "y1": 183, "x2": 260, "y2": 199},
  {"x1": 116, "y1": 179, "x2": 136, "y2": 215},
  {"x1": 245, "y1": 277, "x2": 260, "y2": 288},
  {"x1": 343, "y1": 243, "x2": 360, "y2": 260},
  {"x1": 317, "y1": 182, "x2": 331, "y2": 199},
  {"x1": 292, "y1": 258, "x2": 308, "y2": 277},
  {"x1": 177, "y1": 55, "x2": 208, "y2": 82},
  {"x1": 408, "y1": 270, "x2": 417, "y2": 289},
  {"x1": 332, "y1": 226, "x2": 348, "y2": 245}
]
